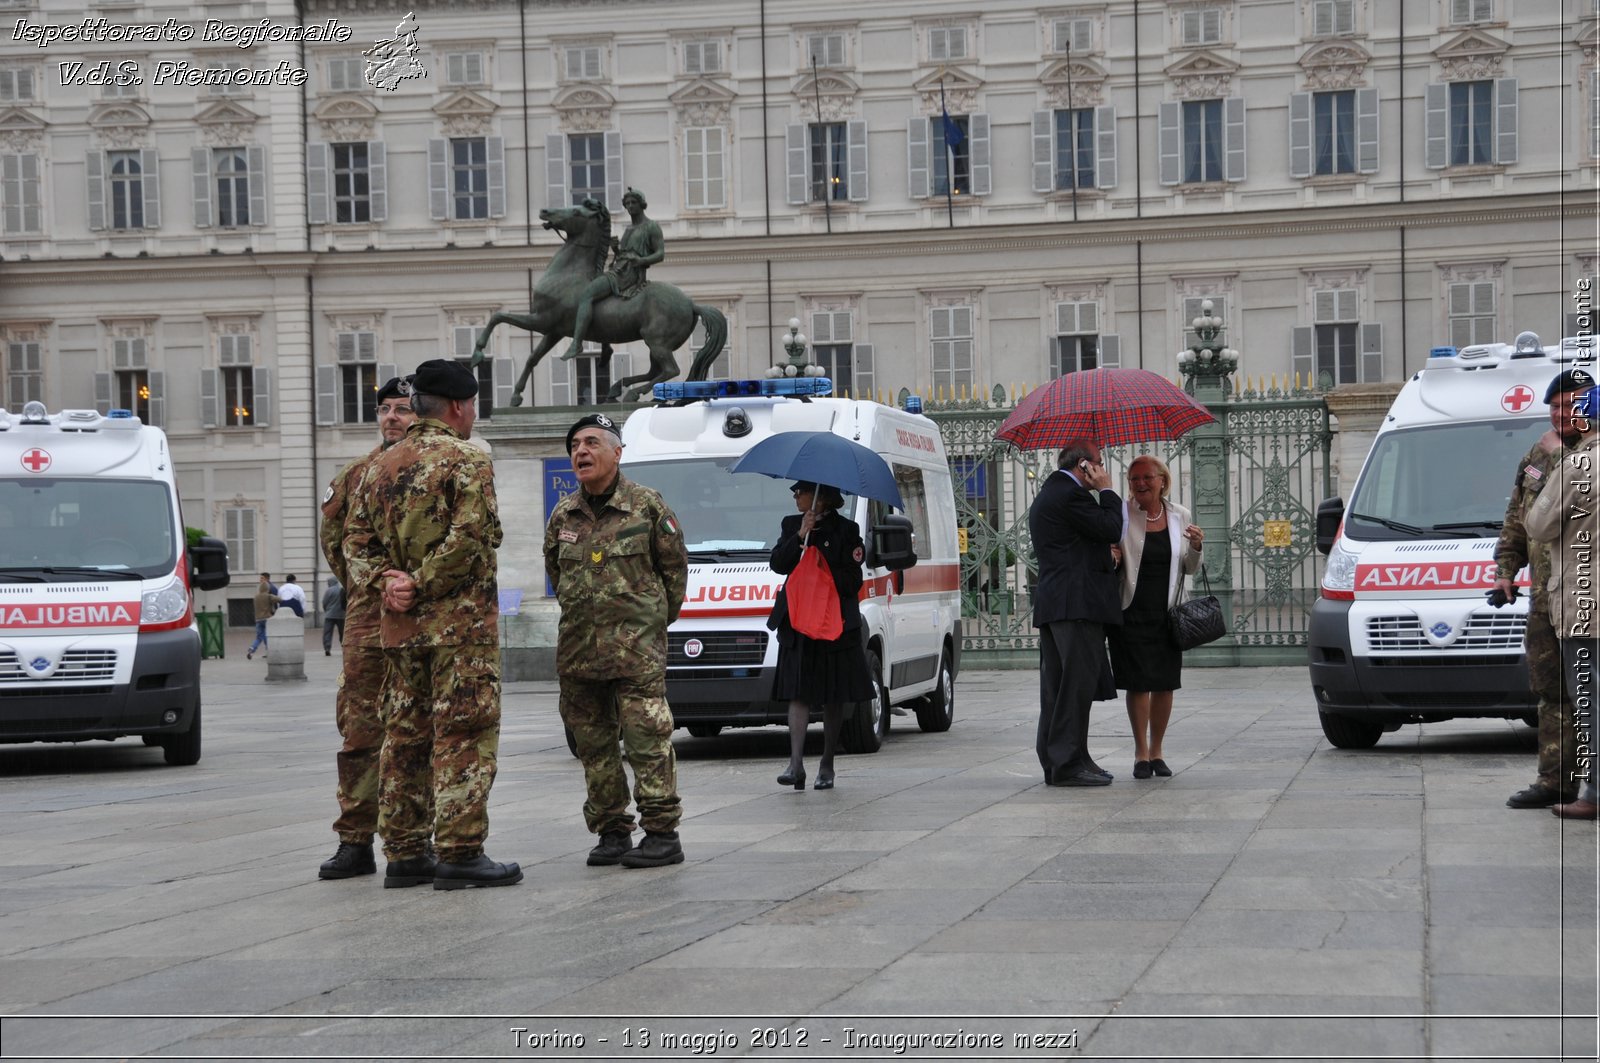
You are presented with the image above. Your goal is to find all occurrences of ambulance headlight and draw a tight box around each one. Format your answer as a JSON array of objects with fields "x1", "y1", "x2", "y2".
[
  {"x1": 1320, "y1": 537, "x2": 1359, "y2": 594},
  {"x1": 141, "y1": 578, "x2": 189, "y2": 625}
]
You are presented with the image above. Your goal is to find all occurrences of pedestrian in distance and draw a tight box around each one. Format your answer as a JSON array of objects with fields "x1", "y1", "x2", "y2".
[
  {"x1": 545, "y1": 412, "x2": 689, "y2": 869},
  {"x1": 246, "y1": 572, "x2": 277, "y2": 660},
  {"x1": 345, "y1": 359, "x2": 521, "y2": 890},
  {"x1": 1524, "y1": 384, "x2": 1600, "y2": 821},
  {"x1": 321, "y1": 577, "x2": 346, "y2": 656},
  {"x1": 1029, "y1": 439, "x2": 1125, "y2": 788},
  {"x1": 314, "y1": 376, "x2": 421, "y2": 881},
  {"x1": 1495, "y1": 368, "x2": 1594, "y2": 809},
  {"x1": 767, "y1": 481, "x2": 875, "y2": 791},
  {"x1": 277, "y1": 574, "x2": 307, "y2": 619},
  {"x1": 1108, "y1": 456, "x2": 1203, "y2": 780}
]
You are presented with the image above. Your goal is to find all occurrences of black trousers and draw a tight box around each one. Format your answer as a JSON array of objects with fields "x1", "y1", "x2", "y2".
[{"x1": 1038, "y1": 619, "x2": 1104, "y2": 782}]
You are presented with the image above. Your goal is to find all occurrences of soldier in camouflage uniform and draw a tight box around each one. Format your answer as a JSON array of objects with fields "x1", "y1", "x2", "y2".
[
  {"x1": 546, "y1": 412, "x2": 689, "y2": 868},
  {"x1": 1496, "y1": 368, "x2": 1594, "y2": 809},
  {"x1": 344, "y1": 359, "x2": 522, "y2": 890},
  {"x1": 315, "y1": 376, "x2": 418, "y2": 880}
]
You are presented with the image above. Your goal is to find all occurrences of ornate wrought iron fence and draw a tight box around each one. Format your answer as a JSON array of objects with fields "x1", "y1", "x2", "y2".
[{"x1": 922, "y1": 378, "x2": 1332, "y2": 668}]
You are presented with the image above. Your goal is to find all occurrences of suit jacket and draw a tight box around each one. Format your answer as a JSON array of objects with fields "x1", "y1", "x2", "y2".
[
  {"x1": 767, "y1": 510, "x2": 865, "y2": 634},
  {"x1": 1029, "y1": 469, "x2": 1124, "y2": 627},
  {"x1": 1118, "y1": 498, "x2": 1203, "y2": 610}
]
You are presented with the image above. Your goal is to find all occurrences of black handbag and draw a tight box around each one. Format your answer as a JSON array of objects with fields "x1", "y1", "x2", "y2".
[{"x1": 1169, "y1": 564, "x2": 1226, "y2": 651}]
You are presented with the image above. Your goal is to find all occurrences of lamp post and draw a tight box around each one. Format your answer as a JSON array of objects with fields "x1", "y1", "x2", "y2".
[
  {"x1": 1174, "y1": 298, "x2": 1238, "y2": 663},
  {"x1": 1176, "y1": 299, "x2": 1239, "y2": 400},
  {"x1": 766, "y1": 317, "x2": 826, "y2": 378}
]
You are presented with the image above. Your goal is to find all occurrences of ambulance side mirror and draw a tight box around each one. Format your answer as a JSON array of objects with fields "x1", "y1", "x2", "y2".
[
  {"x1": 1316, "y1": 497, "x2": 1344, "y2": 556},
  {"x1": 189, "y1": 536, "x2": 231, "y2": 591},
  {"x1": 870, "y1": 514, "x2": 918, "y2": 573}
]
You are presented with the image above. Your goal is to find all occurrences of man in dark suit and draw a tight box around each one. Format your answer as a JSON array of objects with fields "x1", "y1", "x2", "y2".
[{"x1": 1029, "y1": 439, "x2": 1125, "y2": 787}]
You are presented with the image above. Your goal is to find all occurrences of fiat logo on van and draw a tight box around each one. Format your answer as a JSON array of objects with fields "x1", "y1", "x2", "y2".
[{"x1": 683, "y1": 638, "x2": 704, "y2": 659}]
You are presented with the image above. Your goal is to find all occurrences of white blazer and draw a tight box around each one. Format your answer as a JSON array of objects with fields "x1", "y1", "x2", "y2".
[{"x1": 1117, "y1": 498, "x2": 1202, "y2": 611}]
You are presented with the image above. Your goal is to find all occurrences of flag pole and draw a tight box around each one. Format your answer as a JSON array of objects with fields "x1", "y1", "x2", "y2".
[
  {"x1": 811, "y1": 55, "x2": 832, "y2": 235},
  {"x1": 939, "y1": 75, "x2": 955, "y2": 229},
  {"x1": 1065, "y1": 42, "x2": 1079, "y2": 222}
]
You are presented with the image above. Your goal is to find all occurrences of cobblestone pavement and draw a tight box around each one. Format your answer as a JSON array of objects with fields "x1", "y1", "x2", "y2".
[{"x1": 0, "y1": 631, "x2": 1595, "y2": 1060}]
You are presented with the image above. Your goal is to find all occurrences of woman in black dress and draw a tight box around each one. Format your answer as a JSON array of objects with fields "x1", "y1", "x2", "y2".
[
  {"x1": 767, "y1": 481, "x2": 875, "y2": 790},
  {"x1": 1108, "y1": 456, "x2": 1203, "y2": 779}
]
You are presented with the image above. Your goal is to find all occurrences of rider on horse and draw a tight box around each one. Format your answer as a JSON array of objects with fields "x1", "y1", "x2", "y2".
[{"x1": 565, "y1": 188, "x2": 664, "y2": 361}]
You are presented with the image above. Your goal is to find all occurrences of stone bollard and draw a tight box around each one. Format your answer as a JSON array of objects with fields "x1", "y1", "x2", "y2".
[{"x1": 264, "y1": 607, "x2": 307, "y2": 682}]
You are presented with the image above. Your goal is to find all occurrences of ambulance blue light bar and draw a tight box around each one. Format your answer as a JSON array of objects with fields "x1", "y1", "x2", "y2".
[
  {"x1": 1428, "y1": 346, "x2": 1457, "y2": 359},
  {"x1": 653, "y1": 377, "x2": 833, "y2": 401}
]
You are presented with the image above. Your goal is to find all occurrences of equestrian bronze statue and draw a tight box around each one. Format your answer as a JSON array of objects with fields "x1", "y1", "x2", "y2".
[{"x1": 469, "y1": 193, "x2": 727, "y2": 404}]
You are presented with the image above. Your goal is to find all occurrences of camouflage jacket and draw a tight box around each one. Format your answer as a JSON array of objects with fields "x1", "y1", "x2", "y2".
[
  {"x1": 1494, "y1": 437, "x2": 1562, "y2": 613},
  {"x1": 343, "y1": 419, "x2": 502, "y2": 649},
  {"x1": 320, "y1": 447, "x2": 382, "y2": 645},
  {"x1": 544, "y1": 473, "x2": 687, "y2": 679}
]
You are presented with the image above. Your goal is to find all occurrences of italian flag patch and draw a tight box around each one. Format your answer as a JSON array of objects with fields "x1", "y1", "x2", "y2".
[{"x1": 662, "y1": 516, "x2": 679, "y2": 536}]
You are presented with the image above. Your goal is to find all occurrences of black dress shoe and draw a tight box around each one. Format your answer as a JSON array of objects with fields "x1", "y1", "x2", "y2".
[
  {"x1": 777, "y1": 765, "x2": 806, "y2": 790},
  {"x1": 1082, "y1": 760, "x2": 1113, "y2": 780},
  {"x1": 814, "y1": 771, "x2": 835, "y2": 790},
  {"x1": 1150, "y1": 758, "x2": 1172, "y2": 777},
  {"x1": 586, "y1": 830, "x2": 633, "y2": 866},
  {"x1": 620, "y1": 830, "x2": 684, "y2": 868},
  {"x1": 433, "y1": 853, "x2": 523, "y2": 889},
  {"x1": 319, "y1": 841, "x2": 376, "y2": 879},
  {"x1": 1133, "y1": 760, "x2": 1153, "y2": 780},
  {"x1": 1507, "y1": 784, "x2": 1562, "y2": 809},
  {"x1": 1050, "y1": 768, "x2": 1112, "y2": 787},
  {"x1": 383, "y1": 853, "x2": 437, "y2": 889}
]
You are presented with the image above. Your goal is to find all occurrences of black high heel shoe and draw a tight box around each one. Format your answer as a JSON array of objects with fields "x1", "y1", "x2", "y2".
[
  {"x1": 777, "y1": 765, "x2": 806, "y2": 790},
  {"x1": 813, "y1": 771, "x2": 835, "y2": 790}
]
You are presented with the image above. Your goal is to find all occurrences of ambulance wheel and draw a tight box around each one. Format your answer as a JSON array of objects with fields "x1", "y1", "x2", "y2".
[
  {"x1": 161, "y1": 701, "x2": 202, "y2": 766},
  {"x1": 1318, "y1": 709, "x2": 1382, "y2": 750},
  {"x1": 914, "y1": 647, "x2": 955, "y2": 733},
  {"x1": 686, "y1": 724, "x2": 723, "y2": 738},
  {"x1": 564, "y1": 726, "x2": 579, "y2": 758},
  {"x1": 841, "y1": 648, "x2": 887, "y2": 755}
]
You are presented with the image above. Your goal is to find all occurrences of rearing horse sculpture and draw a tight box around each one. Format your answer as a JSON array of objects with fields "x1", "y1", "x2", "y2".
[{"x1": 468, "y1": 200, "x2": 727, "y2": 404}]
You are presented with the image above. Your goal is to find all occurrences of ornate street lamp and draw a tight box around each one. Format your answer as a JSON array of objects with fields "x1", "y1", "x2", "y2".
[
  {"x1": 1176, "y1": 298, "x2": 1239, "y2": 396},
  {"x1": 766, "y1": 317, "x2": 827, "y2": 378}
]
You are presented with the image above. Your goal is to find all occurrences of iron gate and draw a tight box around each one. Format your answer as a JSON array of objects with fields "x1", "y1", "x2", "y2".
[{"x1": 925, "y1": 380, "x2": 1333, "y2": 668}]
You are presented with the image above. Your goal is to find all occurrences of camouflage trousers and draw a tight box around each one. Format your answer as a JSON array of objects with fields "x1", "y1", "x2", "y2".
[
  {"x1": 379, "y1": 645, "x2": 501, "y2": 863},
  {"x1": 331, "y1": 644, "x2": 385, "y2": 843},
  {"x1": 1528, "y1": 609, "x2": 1580, "y2": 797},
  {"x1": 559, "y1": 671, "x2": 681, "y2": 836}
]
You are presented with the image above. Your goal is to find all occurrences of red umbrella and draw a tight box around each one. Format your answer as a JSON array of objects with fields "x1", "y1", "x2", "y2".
[{"x1": 995, "y1": 367, "x2": 1216, "y2": 450}]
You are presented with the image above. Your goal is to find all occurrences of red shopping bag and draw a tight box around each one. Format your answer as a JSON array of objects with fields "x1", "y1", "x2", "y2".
[{"x1": 785, "y1": 544, "x2": 844, "y2": 641}]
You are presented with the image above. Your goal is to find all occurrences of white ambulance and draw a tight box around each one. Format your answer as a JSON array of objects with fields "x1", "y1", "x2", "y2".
[
  {"x1": 1310, "y1": 333, "x2": 1595, "y2": 747},
  {"x1": 0, "y1": 402, "x2": 230, "y2": 765},
  {"x1": 618, "y1": 377, "x2": 962, "y2": 753}
]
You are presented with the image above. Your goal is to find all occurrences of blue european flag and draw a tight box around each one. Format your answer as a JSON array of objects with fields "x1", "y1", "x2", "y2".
[{"x1": 941, "y1": 105, "x2": 964, "y2": 149}]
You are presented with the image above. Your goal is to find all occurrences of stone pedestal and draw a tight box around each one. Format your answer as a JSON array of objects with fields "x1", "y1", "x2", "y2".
[
  {"x1": 1325, "y1": 382, "x2": 1404, "y2": 499},
  {"x1": 479, "y1": 402, "x2": 633, "y2": 681},
  {"x1": 264, "y1": 607, "x2": 307, "y2": 682}
]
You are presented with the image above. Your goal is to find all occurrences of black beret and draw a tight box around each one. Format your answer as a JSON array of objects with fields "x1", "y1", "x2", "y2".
[
  {"x1": 1545, "y1": 368, "x2": 1596, "y2": 403},
  {"x1": 566, "y1": 412, "x2": 620, "y2": 453},
  {"x1": 412, "y1": 359, "x2": 479, "y2": 400},
  {"x1": 375, "y1": 375, "x2": 413, "y2": 404}
]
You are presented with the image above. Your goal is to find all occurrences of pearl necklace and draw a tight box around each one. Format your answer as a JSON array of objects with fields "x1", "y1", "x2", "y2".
[{"x1": 1144, "y1": 504, "x2": 1167, "y2": 524}]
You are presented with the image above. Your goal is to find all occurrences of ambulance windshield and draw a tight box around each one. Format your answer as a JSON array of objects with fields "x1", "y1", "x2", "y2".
[
  {"x1": 1343, "y1": 416, "x2": 1546, "y2": 541},
  {"x1": 0, "y1": 477, "x2": 177, "y2": 579},
  {"x1": 623, "y1": 458, "x2": 857, "y2": 557}
]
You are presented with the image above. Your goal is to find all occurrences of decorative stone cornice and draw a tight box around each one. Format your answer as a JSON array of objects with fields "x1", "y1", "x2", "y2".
[
  {"x1": 1047, "y1": 280, "x2": 1109, "y2": 305},
  {"x1": 195, "y1": 99, "x2": 259, "y2": 147},
  {"x1": 87, "y1": 102, "x2": 152, "y2": 149},
  {"x1": 671, "y1": 78, "x2": 736, "y2": 127},
  {"x1": 1298, "y1": 40, "x2": 1371, "y2": 90},
  {"x1": 433, "y1": 87, "x2": 498, "y2": 137},
  {"x1": 914, "y1": 67, "x2": 982, "y2": 114},
  {"x1": 1435, "y1": 28, "x2": 1508, "y2": 81},
  {"x1": 790, "y1": 70, "x2": 859, "y2": 122},
  {"x1": 1041, "y1": 58, "x2": 1108, "y2": 109},
  {"x1": 1439, "y1": 260, "x2": 1504, "y2": 284},
  {"x1": 550, "y1": 83, "x2": 613, "y2": 133},
  {"x1": 313, "y1": 94, "x2": 379, "y2": 142},
  {"x1": 0, "y1": 107, "x2": 45, "y2": 153},
  {"x1": 1165, "y1": 51, "x2": 1239, "y2": 99}
]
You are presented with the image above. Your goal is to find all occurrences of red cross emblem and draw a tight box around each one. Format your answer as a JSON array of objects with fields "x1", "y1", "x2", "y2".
[
  {"x1": 20, "y1": 448, "x2": 50, "y2": 473},
  {"x1": 1501, "y1": 385, "x2": 1535, "y2": 413}
]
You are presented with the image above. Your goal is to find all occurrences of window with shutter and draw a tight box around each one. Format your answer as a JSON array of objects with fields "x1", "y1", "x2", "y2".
[
  {"x1": 224, "y1": 506, "x2": 257, "y2": 574},
  {"x1": 217, "y1": 333, "x2": 254, "y2": 427},
  {"x1": 928, "y1": 27, "x2": 967, "y2": 61},
  {"x1": 336, "y1": 330, "x2": 379, "y2": 424},
  {"x1": 1182, "y1": 7, "x2": 1225, "y2": 45},
  {"x1": 931, "y1": 114, "x2": 971, "y2": 196},
  {"x1": 931, "y1": 306, "x2": 975, "y2": 396},
  {"x1": 1052, "y1": 18, "x2": 1093, "y2": 54},
  {"x1": 108, "y1": 151, "x2": 145, "y2": 230},
  {"x1": 683, "y1": 40, "x2": 722, "y2": 75},
  {"x1": 1448, "y1": 281, "x2": 1497, "y2": 348},
  {"x1": 0, "y1": 67, "x2": 34, "y2": 102},
  {"x1": 2, "y1": 153, "x2": 40, "y2": 234},
  {"x1": 1449, "y1": 0, "x2": 1492, "y2": 24},
  {"x1": 566, "y1": 46, "x2": 602, "y2": 80},
  {"x1": 445, "y1": 52, "x2": 486, "y2": 86},
  {"x1": 326, "y1": 57, "x2": 363, "y2": 91},
  {"x1": 684, "y1": 127, "x2": 726, "y2": 209},
  {"x1": 568, "y1": 133, "x2": 605, "y2": 206},
  {"x1": 805, "y1": 33, "x2": 845, "y2": 68},
  {"x1": 1311, "y1": 0, "x2": 1356, "y2": 35},
  {"x1": 331, "y1": 142, "x2": 372, "y2": 224},
  {"x1": 5, "y1": 340, "x2": 42, "y2": 414},
  {"x1": 1051, "y1": 302, "x2": 1101, "y2": 377}
]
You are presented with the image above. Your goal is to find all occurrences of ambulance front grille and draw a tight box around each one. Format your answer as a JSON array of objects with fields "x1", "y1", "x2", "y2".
[
  {"x1": 668, "y1": 631, "x2": 767, "y2": 668},
  {"x1": 1365, "y1": 613, "x2": 1525, "y2": 652},
  {"x1": 0, "y1": 650, "x2": 119, "y2": 683}
]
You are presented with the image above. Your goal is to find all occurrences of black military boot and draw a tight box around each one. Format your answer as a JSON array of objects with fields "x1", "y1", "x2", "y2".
[
  {"x1": 587, "y1": 830, "x2": 634, "y2": 866},
  {"x1": 1507, "y1": 784, "x2": 1562, "y2": 809},
  {"x1": 383, "y1": 853, "x2": 438, "y2": 889},
  {"x1": 318, "y1": 841, "x2": 376, "y2": 880},
  {"x1": 433, "y1": 853, "x2": 523, "y2": 890},
  {"x1": 620, "y1": 830, "x2": 684, "y2": 868}
]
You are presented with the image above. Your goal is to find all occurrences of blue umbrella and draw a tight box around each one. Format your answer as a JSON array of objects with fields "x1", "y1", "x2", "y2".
[{"x1": 730, "y1": 431, "x2": 904, "y2": 508}]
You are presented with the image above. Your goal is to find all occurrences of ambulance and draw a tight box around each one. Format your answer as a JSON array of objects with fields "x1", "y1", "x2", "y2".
[
  {"x1": 0, "y1": 402, "x2": 229, "y2": 765},
  {"x1": 1310, "y1": 333, "x2": 1595, "y2": 747},
  {"x1": 618, "y1": 377, "x2": 962, "y2": 753}
]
